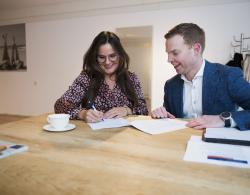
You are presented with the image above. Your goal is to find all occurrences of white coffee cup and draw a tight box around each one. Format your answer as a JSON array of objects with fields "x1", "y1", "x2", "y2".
[{"x1": 47, "y1": 114, "x2": 70, "y2": 129}]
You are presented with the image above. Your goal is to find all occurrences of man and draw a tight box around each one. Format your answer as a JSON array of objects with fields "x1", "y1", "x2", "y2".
[{"x1": 151, "y1": 23, "x2": 250, "y2": 130}]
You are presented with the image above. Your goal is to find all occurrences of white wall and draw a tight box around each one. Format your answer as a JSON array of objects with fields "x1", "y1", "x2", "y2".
[{"x1": 0, "y1": 2, "x2": 250, "y2": 115}]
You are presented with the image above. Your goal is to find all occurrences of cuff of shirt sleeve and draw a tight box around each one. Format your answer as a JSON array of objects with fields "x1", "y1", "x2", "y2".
[{"x1": 230, "y1": 117, "x2": 236, "y2": 128}]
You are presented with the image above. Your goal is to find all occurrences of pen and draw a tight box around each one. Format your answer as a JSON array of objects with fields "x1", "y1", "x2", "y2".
[
  {"x1": 91, "y1": 104, "x2": 104, "y2": 121},
  {"x1": 92, "y1": 104, "x2": 97, "y2": 111},
  {"x1": 207, "y1": 155, "x2": 248, "y2": 164}
]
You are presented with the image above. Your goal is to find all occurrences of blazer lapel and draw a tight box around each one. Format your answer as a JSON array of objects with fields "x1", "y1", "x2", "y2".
[
  {"x1": 202, "y1": 61, "x2": 219, "y2": 114},
  {"x1": 173, "y1": 76, "x2": 184, "y2": 117}
]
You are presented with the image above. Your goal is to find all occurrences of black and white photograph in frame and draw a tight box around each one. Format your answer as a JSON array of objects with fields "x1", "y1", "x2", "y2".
[{"x1": 0, "y1": 23, "x2": 26, "y2": 71}]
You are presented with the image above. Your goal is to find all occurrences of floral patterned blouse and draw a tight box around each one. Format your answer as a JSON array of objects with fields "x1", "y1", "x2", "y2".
[{"x1": 54, "y1": 71, "x2": 148, "y2": 119}]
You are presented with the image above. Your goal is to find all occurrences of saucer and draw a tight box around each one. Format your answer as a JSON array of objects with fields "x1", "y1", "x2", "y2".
[{"x1": 43, "y1": 123, "x2": 76, "y2": 132}]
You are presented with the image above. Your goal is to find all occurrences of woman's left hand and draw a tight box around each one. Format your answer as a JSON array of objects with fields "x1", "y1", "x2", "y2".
[{"x1": 104, "y1": 107, "x2": 130, "y2": 119}]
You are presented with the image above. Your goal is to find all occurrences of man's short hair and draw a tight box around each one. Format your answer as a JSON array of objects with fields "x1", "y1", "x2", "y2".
[{"x1": 164, "y1": 23, "x2": 205, "y2": 53}]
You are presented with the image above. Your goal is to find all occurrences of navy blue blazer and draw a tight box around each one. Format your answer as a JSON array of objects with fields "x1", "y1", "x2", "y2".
[{"x1": 163, "y1": 60, "x2": 250, "y2": 130}]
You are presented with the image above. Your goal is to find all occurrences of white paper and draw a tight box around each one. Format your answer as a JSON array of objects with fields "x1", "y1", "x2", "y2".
[
  {"x1": 205, "y1": 127, "x2": 250, "y2": 141},
  {"x1": 88, "y1": 118, "x2": 187, "y2": 134},
  {"x1": 130, "y1": 119, "x2": 188, "y2": 135},
  {"x1": 0, "y1": 140, "x2": 28, "y2": 159},
  {"x1": 88, "y1": 118, "x2": 130, "y2": 130},
  {"x1": 183, "y1": 136, "x2": 250, "y2": 168}
]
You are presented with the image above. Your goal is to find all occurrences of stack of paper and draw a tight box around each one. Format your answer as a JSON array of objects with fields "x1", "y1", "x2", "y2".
[
  {"x1": 184, "y1": 136, "x2": 250, "y2": 168},
  {"x1": 0, "y1": 140, "x2": 28, "y2": 159}
]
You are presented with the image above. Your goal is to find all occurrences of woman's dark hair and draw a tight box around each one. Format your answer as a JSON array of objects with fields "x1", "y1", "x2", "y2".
[{"x1": 82, "y1": 31, "x2": 138, "y2": 108}]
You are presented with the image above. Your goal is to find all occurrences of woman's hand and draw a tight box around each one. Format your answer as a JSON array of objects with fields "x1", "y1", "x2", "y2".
[
  {"x1": 79, "y1": 109, "x2": 104, "y2": 123},
  {"x1": 104, "y1": 106, "x2": 131, "y2": 119}
]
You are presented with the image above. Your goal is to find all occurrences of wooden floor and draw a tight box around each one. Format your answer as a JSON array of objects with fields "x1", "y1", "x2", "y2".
[{"x1": 0, "y1": 114, "x2": 29, "y2": 124}]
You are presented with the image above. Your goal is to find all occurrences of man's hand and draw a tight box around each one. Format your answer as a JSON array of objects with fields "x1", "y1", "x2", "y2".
[
  {"x1": 186, "y1": 115, "x2": 224, "y2": 130},
  {"x1": 151, "y1": 106, "x2": 175, "y2": 119}
]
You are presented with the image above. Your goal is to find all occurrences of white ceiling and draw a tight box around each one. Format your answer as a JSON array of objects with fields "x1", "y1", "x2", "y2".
[
  {"x1": 0, "y1": 0, "x2": 77, "y2": 10},
  {"x1": 0, "y1": 0, "x2": 248, "y2": 11},
  {"x1": 0, "y1": 0, "x2": 249, "y2": 23}
]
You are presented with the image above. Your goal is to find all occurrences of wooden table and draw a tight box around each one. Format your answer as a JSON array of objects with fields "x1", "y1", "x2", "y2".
[{"x1": 0, "y1": 114, "x2": 249, "y2": 195}]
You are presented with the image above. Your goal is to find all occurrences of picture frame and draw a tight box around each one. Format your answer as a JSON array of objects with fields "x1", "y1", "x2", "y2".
[{"x1": 0, "y1": 23, "x2": 26, "y2": 71}]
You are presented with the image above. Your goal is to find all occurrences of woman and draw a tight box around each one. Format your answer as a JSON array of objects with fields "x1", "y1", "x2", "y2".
[{"x1": 54, "y1": 31, "x2": 148, "y2": 123}]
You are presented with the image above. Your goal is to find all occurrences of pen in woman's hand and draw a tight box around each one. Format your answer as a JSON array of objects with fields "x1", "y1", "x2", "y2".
[
  {"x1": 91, "y1": 105, "x2": 104, "y2": 121},
  {"x1": 92, "y1": 105, "x2": 97, "y2": 111}
]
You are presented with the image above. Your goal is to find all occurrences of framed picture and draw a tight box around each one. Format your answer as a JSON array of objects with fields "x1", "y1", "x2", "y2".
[{"x1": 0, "y1": 23, "x2": 26, "y2": 71}]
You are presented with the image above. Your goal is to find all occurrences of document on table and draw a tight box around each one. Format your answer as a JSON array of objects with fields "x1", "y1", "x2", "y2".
[
  {"x1": 204, "y1": 127, "x2": 250, "y2": 140},
  {"x1": 183, "y1": 135, "x2": 250, "y2": 168},
  {"x1": 88, "y1": 118, "x2": 187, "y2": 134},
  {"x1": 203, "y1": 127, "x2": 250, "y2": 145},
  {"x1": 88, "y1": 118, "x2": 130, "y2": 130},
  {"x1": 0, "y1": 140, "x2": 28, "y2": 159},
  {"x1": 130, "y1": 119, "x2": 188, "y2": 135}
]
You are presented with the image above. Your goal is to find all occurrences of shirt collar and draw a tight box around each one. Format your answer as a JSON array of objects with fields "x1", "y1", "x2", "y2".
[{"x1": 181, "y1": 59, "x2": 205, "y2": 82}]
